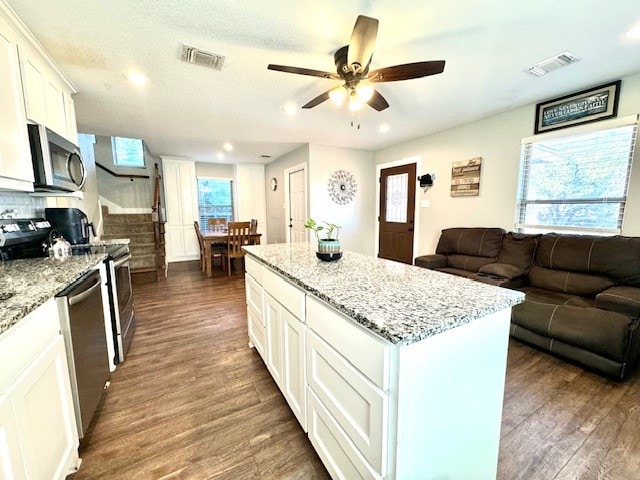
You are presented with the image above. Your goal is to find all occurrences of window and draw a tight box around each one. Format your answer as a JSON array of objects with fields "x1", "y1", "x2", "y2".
[
  {"x1": 197, "y1": 178, "x2": 233, "y2": 225},
  {"x1": 516, "y1": 116, "x2": 638, "y2": 234},
  {"x1": 112, "y1": 136, "x2": 145, "y2": 168}
]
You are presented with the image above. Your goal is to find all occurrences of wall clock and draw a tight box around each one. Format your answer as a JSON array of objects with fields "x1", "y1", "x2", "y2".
[
  {"x1": 327, "y1": 169, "x2": 357, "y2": 205},
  {"x1": 270, "y1": 177, "x2": 278, "y2": 191}
]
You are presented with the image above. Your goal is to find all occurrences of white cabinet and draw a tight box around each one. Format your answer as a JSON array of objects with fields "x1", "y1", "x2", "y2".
[
  {"x1": 234, "y1": 164, "x2": 266, "y2": 242},
  {"x1": 0, "y1": 394, "x2": 27, "y2": 479},
  {"x1": 0, "y1": 20, "x2": 33, "y2": 191},
  {"x1": 264, "y1": 293, "x2": 285, "y2": 387},
  {"x1": 19, "y1": 49, "x2": 69, "y2": 139},
  {"x1": 247, "y1": 255, "x2": 513, "y2": 479},
  {"x1": 0, "y1": 299, "x2": 80, "y2": 480},
  {"x1": 162, "y1": 158, "x2": 199, "y2": 262},
  {"x1": 63, "y1": 91, "x2": 78, "y2": 144},
  {"x1": 245, "y1": 259, "x2": 307, "y2": 431},
  {"x1": 306, "y1": 298, "x2": 389, "y2": 478}
]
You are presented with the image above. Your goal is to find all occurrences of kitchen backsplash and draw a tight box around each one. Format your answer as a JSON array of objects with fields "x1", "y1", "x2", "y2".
[{"x1": 0, "y1": 192, "x2": 46, "y2": 219}]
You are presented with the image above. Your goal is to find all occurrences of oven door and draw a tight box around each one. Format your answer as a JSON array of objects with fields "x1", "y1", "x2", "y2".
[{"x1": 114, "y1": 253, "x2": 136, "y2": 360}]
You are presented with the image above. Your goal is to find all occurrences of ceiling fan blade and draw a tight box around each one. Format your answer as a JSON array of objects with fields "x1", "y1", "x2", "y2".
[
  {"x1": 367, "y1": 90, "x2": 389, "y2": 111},
  {"x1": 267, "y1": 64, "x2": 340, "y2": 80},
  {"x1": 367, "y1": 60, "x2": 445, "y2": 82},
  {"x1": 347, "y1": 15, "x2": 379, "y2": 69},
  {"x1": 302, "y1": 90, "x2": 331, "y2": 109}
]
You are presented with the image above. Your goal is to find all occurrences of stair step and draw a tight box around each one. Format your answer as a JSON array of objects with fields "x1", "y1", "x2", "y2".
[
  {"x1": 104, "y1": 213, "x2": 153, "y2": 224},
  {"x1": 102, "y1": 232, "x2": 155, "y2": 243},
  {"x1": 130, "y1": 253, "x2": 157, "y2": 270},
  {"x1": 102, "y1": 223, "x2": 154, "y2": 235}
]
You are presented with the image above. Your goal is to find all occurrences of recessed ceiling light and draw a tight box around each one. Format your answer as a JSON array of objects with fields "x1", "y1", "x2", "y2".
[
  {"x1": 283, "y1": 103, "x2": 298, "y2": 115},
  {"x1": 626, "y1": 23, "x2": 640, "y2": 39},
  {"x1": 379, "y1": 123, "x2": 391, "y2": 133},
  {"x1": 223, "y1": 142, "x2": 233, "y2": 152},
  {"x1": 125, "y1": 72, "x2": 148, "y2": 86},
  {"x1": 216, "y1": 152, "x2": 225, "y2": 160}
]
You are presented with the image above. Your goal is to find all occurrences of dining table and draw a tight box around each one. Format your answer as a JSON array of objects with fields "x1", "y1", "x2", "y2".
[{"x1": 200, "y1": 229, "x2": 262, "y2": 277}]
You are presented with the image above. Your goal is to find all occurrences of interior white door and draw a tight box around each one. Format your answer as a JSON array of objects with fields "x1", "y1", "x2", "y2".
[{"x1": 287, "y1": 167, "x2": 307, "y2": 243}]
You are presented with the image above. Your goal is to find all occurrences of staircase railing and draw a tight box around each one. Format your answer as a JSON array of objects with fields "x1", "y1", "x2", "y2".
[{"x1": 152, "y1": 163, "x2": 167, "y2": 281}]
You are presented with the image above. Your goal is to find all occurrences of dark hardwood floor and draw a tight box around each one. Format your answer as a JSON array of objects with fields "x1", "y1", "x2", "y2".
[{"x1": 71, "y1": 261, "x2": 640, "y2": 480}]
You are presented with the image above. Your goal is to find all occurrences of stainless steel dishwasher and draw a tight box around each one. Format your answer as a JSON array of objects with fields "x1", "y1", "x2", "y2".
[{"x1": 57, "y1": 266, "x2": 110, "y2": 439}]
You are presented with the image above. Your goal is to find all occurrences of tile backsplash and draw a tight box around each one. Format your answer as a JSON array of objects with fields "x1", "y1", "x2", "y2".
[{"x1": 0, "y1": 192, "x2": 46, "y2": 219}]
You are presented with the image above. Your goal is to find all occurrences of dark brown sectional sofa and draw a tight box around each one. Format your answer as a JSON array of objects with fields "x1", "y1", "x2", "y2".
[{"x1": 415, "y1": 227, "x2": 640, "y2": 380}]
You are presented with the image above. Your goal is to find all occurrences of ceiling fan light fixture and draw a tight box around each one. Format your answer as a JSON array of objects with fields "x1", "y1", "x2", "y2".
[
  {"x1": 355, "y1": 84, "x2": 374, "y2": 102},
  {"x1": 348, "y1": 94, "x2": 364, "y2": 112},
  {"x1": 329, "y1": 87, "x2": 347, "y2": 106}
]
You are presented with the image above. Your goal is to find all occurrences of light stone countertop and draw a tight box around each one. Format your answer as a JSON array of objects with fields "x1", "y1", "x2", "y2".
[
  {"x1": 0, "y1": 255, "x2": 107, "y2": 336},
  {"x1": 243, "y1": 242, "x2": 525, "y2": 346}
]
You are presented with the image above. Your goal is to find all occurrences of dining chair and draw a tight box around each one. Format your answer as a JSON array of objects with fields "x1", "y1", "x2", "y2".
[
  {"x1": 222, "y1": 221, "x2": 251, "y2": 275},
  {"x1": 194, "y1": 221, "x2": 207, "y2": 272},
  {"x1": 208, "y1": 218, "x2": 227, "y2": 228},
  {"x1": 250, "y1": 218, "x2": 258, "y2": 233},
  {"x1": 194, "y1": 220, "x2": 223, "y2": 273}
]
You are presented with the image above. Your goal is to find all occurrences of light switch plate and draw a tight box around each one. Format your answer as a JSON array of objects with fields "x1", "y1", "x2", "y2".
[{"x1": 420, "y1": 200, "x2": 431, "y2": 208}]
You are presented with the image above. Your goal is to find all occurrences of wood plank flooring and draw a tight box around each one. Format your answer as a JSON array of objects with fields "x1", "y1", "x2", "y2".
[{"x1": 71, "y1": 261, "x2": 640, "y2": 480}]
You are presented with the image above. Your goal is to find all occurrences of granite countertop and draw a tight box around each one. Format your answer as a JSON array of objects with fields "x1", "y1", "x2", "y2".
[
  {"x1": 0, "y1": 254, "x2": 107, "y2": 336},
  {"x1": 243, "y1": 243, "x2": 525, "y2": 346}
]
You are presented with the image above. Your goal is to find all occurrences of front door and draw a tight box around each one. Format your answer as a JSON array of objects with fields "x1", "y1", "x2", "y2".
[
  {"x1": 378, "y1": 163, "x2": 416, "y2": 264},
  {"x1": 288, "y1": 167, "x2": 307, "y2": 242}
]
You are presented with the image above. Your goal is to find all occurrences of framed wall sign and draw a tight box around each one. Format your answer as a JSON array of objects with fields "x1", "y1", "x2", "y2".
[
  {"x1": 534, "y1": 80, "x2": 621, "y2": 134},
  {"x1": 450, "y1": 157, "x2": 482, "y2": 197}
]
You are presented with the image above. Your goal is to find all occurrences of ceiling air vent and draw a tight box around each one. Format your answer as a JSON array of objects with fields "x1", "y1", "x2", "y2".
[
  {"x1": 523, "y1": 51, "x2": 580, "y2": 77},
  {"x1": 180, "y1": 43, "x2": 225, "y2": 71}
]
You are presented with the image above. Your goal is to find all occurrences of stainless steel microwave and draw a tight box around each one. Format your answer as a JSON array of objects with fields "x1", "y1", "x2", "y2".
[{"x1": 28, "y1": 124, "x2": 86, "y2": 192}]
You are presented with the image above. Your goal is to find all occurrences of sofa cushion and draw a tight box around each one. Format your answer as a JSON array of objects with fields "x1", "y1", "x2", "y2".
[
  {"x1": 435, "y1": 227, "x2": 504, "y2": 257},
  {"x1": 447, "y1": 254, "x2": 496, "y2": 273},
  {"x1": 535, "y1": 234, "x2": 640, "y2": 287},
  {"x1": 512, "y1": 291, "x2": 631, "y2": 362},
  {"x1": 529, "y1": 265, "x2": 615, "y2": 297},
  {"x1": 595, "y1": 286, "x2": 640, "y2": 317},
  {"x1": 479, "y1": 262, "x2": 527, "y2": 280},
  {"x1": 496, "y1": 232, "x2": 540, "y2": 270}
]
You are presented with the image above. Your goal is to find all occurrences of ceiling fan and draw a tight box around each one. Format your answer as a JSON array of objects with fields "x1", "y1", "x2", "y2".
[{"x1": 267, "y1": 15, "x2": 445, "y2": 112}]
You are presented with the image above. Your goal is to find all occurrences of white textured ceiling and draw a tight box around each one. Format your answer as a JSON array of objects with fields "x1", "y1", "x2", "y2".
[{"x1": 6, "y1": 0, "x2": 640, "y2": 164}]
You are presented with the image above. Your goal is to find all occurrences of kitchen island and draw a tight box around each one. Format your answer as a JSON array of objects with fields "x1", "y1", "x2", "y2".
[{"x1": 243, "y1": 242, "x2": 524, "y2": 480}]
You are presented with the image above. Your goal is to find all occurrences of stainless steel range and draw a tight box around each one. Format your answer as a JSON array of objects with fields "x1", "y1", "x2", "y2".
[{"x1": 0, "y1": 217, "x2": 136, "y2": 368}]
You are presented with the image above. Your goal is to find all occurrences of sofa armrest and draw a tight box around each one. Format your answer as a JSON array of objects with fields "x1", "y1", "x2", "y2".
[
  {"x1": 415, "y1": 254, "x2": 447, "y2": 270},
  {"x1": 595, "y1": 286, "x2": 640, "y2": 317}
]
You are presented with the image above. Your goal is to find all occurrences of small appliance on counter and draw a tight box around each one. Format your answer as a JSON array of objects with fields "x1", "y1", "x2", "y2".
[{"x1": 45, "y1": 207, "x2": 96, "y2": 245}]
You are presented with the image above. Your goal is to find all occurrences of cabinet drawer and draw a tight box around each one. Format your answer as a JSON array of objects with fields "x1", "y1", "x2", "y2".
[
  {"x1": 245, "y1": 255, "x2": 262, "y2": 284},
  {"x1": 261, "y1": 267, "x2": 305, "y2": 321},
  {"x1": 307, "y1": 296, "x2": 389, "y2": 390},
  {"x1": 247, "y1": 308, "x2": 266, "y2": 361},
  {"x1": 245, "y1": 273, "x2": 264, "y2": 324},
  {"x1": 307, "y1": 331, "x2": 388, "y2": 476},
  {"x1": 307, "y1": 389, "x2": 381, "y2": 480}
]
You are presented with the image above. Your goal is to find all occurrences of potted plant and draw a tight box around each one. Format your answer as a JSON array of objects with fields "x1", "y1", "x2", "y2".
[{"x1": 305, "y1": 218, "x2": 341, "y2": 256}]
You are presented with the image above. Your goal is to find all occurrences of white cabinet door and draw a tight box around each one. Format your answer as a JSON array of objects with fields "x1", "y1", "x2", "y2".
[
  {"x1": 162, "y1": 158, "x2": 199, "y2": 262},
  {"x1": 282, "y1": 308, "x2": 307, "y2": 431},
  {"x1": 0, "y1": 394, "x2": 27, "y2": 479},
  {"x1": 11, "y1": 336, "x2": 79, "y2": 480},
  {"x1": 20, "y1": 52, "x2": 47, "y2": 125},
  {"x1": 63, "y1": 91, "x2": 78, "y2": 145},
  {"x1": 0, "y1": 25, "x2": 33, "y2": 190},
  {"x1": 264, "y1": 293, "x2": 284, "y2": 388}
]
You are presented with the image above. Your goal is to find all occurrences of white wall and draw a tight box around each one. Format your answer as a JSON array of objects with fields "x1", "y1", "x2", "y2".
[
  {"x1": 265, "y1": 145, "x2": 310, "y2": 244},
  {"x1": 375, "y1": 72, "x2": 640, "y2": 256},
  {"x1": 309, "y1": 144, "x2": 375, "y2": 255}
]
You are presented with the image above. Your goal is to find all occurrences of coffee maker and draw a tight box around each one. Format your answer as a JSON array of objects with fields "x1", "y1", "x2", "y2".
[{"x1": 45, "y1": 208, "x2": 96, "y2": 245}]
